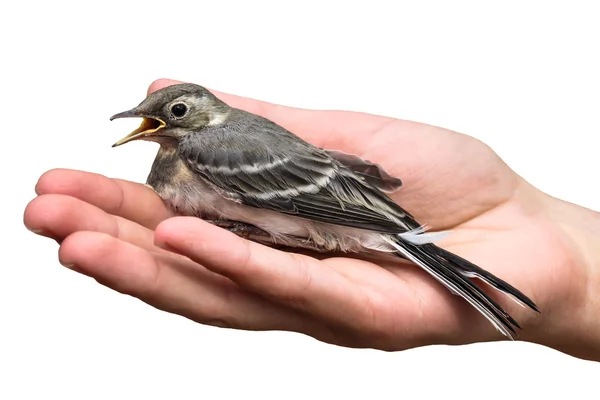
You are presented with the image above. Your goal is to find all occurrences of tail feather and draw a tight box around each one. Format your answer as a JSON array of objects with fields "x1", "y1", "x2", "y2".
[
  {"x1": 429, "y1": 245, "x2": 540, "y2": 313},
  {"x1": 382, "y1": 236, "x2": 538, "y2": 339}
]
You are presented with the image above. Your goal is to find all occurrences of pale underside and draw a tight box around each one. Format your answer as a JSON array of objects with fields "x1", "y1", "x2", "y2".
[{"x1": 149, "y1": 154, "x2": 399, "y2": 253}]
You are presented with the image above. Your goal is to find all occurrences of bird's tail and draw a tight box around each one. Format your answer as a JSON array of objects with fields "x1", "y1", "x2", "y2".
[{"x1": 382, "y1": 235, "x2": 539, "y2": 339}]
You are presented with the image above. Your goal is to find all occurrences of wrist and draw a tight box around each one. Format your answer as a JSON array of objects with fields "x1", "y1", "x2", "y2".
[{"x1": 530, "y1": 191, "x2": 600, "y2": 360}]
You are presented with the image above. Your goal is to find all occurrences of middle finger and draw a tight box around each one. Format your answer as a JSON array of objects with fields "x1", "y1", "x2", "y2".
[
  {"x1": 35, "y1": 168, "x2": 172, "y2": 229},
  {"x1": 24, "y1": 193, "x2": 157, "y2": 250}
]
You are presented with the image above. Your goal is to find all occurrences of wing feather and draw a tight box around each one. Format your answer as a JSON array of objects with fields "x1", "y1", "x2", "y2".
[{"x1": 179, "y1": 111, "x2": 417, "y2": 233}]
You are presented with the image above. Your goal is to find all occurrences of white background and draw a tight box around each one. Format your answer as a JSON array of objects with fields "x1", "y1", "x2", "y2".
[{"x1": 2, "y1": 1, "x2": 599, "y2": 399}]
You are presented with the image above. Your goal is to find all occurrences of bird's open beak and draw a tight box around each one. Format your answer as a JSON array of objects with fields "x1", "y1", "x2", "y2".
[{"x1": 110, "y1": 109, "x2": 166, "y2": 147}]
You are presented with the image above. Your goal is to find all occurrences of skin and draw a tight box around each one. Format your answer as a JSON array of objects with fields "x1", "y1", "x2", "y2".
[{"x1": 23, "y1": 79, "x2": 600, "y2": 361}]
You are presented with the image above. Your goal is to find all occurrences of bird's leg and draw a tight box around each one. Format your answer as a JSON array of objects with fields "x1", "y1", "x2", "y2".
[
  {"x1": 204, "y1": 219, "x2": 328, "y2": 252},
  {"x1": 204, "y1": 219, "x2": 269, "y2": 241}
]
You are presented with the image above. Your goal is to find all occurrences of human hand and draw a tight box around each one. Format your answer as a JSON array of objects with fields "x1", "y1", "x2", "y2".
[{"x1": 24, "y1": 79, "x2": 599, "y2": 359}]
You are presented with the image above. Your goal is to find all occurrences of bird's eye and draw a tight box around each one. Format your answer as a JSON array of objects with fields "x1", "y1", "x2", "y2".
[{"x1": 170, "y1": 103, "x2": 188, "y2": 118}]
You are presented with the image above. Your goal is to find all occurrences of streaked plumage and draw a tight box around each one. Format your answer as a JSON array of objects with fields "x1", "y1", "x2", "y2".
[{"x1": 111, "y1": 83, "x2": 539, "y2": 339}]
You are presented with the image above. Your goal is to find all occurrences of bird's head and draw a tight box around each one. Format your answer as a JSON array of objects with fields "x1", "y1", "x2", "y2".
[{"x1": 110, "y1": 83, "x2": 229, "y2": 147}]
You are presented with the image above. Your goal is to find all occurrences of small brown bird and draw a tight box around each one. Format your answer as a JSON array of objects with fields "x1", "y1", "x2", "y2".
[{"x1": 111, "y1": 83, "x2": 538, "y2": 339}]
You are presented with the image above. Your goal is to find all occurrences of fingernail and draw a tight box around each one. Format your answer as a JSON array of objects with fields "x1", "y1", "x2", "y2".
[
  {"x1": 25, "y1": 226, "x2": 61, "y2": 244},
  {"x1": 34, "y1": 181, "x2": 47, "y2": 196},
  {"x1": 59, "y1": 260, "x2": 75, "y2": 269},
  {"x1": 155, "y1": 241, "x2": 183, "y2": 255}
]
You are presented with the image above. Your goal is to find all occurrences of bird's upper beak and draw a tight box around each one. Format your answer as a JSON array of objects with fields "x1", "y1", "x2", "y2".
[{"x1": 110, "y1": 109, "x2": 166, "y2": 147}]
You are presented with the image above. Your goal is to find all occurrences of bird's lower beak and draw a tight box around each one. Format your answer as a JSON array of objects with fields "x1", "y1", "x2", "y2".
[{"x1": 110, "y1": 110, "x2": 166, "y2": 147}]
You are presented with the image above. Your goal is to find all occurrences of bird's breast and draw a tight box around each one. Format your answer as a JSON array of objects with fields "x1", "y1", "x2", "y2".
[{"x1": 146, "y1": 147, "x2": 225, "y2": 218}]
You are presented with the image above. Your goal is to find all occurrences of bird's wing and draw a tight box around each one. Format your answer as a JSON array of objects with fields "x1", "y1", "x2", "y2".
[
  {"x1": 324, "y1": 150, "x2": 403, "y2": 193},
  {"x1": 179, "y1": 126, "x2": 418, "y2": 233}
]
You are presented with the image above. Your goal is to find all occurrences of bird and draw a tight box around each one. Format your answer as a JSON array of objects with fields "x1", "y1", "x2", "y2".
[{"x1": 110, "y1": 83, "x2": 539, "y2": 339}]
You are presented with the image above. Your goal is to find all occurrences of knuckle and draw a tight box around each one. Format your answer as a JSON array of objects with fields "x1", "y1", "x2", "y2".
[
  {"x1": 355, "y1": 294, "x2": 397, "y2": 347},
  {"x1": 269, "y1": 253, "x2": 314, "y2": 312}
]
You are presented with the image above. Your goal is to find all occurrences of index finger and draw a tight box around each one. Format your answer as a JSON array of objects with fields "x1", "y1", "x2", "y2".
[{"x1": 35, "y1": 168, "x2": 173, "y2": 229}]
